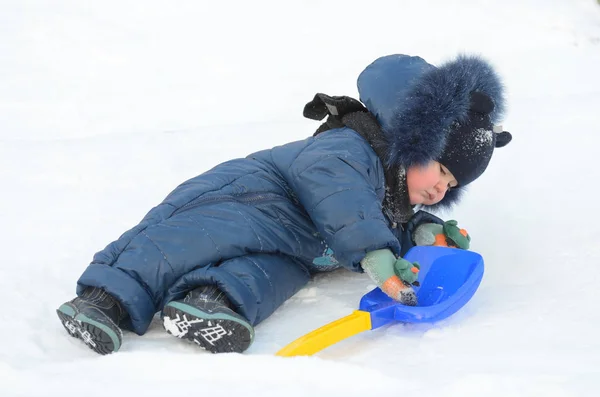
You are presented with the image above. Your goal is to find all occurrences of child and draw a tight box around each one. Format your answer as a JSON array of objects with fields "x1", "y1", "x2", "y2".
[{"x1": 56, "y1": 53, "x2": 512, "y2": 355}]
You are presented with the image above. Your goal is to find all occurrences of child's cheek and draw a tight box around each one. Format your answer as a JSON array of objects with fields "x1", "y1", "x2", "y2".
[
  {"x1": 408, "y1": 188, "x2": 423, "y2": 205},
  {"x1": 407, "y1": 172, "x2": 427, "y2": 193}
]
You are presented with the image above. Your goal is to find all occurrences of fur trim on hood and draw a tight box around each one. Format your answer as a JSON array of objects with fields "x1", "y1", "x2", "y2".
[{"x1": 357, "y1": 54, "x2": 506, "y2": 209}]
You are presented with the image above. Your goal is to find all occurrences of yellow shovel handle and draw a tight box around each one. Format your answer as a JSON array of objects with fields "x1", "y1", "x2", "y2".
[{"x1": 276, "y1": 310, "x2": 372, "y2": 357}]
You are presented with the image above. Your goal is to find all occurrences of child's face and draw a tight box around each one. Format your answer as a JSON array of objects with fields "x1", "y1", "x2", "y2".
[{"x1": 406, "y1": 161, "x2": 458, "y2": 205}]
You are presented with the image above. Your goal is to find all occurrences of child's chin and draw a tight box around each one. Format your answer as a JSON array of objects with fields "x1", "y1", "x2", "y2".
[
  {"x1": 409, "y1": 196, "x2": 425, "y2": 206},
  {"x1": 411, "y1": 197, "x2": 438, "y2": 206},
  {"x1": 423, "y1": 199, "x2": 441, "y2": 206}
]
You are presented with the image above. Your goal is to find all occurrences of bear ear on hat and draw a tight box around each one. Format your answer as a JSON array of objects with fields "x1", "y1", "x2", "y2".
[
  {"x1": 495, "y1": 131, "x2": 512, "y2": 147},
  {"x1": 470, "y1": 91, "x2": 495, "y2": 115}
]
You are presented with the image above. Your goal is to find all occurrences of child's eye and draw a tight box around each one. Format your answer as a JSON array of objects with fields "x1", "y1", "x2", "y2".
[{"x1": 439, "y1": 164, "x2": 446, "y2": 175}]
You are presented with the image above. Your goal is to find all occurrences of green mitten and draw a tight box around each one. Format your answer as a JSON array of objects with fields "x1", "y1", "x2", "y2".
[
  {"x1": 413, "y1": 223, "x2": 444, "y2": 246},
  {"x1": 360, "y1": 249, "x2": 418, "y2": 306},
  {"x1": 413, "y1": 221, "x2": 471, "y2": 249},
  {"x1": 443, "y1": 220, "x2": 471, "y2": 249},
  {"x1": 393, "y1": 258, "x2": 420, "y2": 286}
]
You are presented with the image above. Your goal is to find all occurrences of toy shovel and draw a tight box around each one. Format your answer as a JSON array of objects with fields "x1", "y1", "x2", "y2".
[{"x1": 276, "y1": 246, "x2": 484, "y2": 357}]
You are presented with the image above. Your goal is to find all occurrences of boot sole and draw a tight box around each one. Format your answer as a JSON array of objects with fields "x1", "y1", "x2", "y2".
[
  {"x1": 162, "y1": 302, "x2": 253, "y2": 353},
  {"x1": 57, "y1": 304, "x2": 122, "y2": 355}
]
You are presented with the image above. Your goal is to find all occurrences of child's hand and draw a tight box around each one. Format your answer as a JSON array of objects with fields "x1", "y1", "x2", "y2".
[
  {"x1": 360, "y1": 249, "x2": 418, "y2": 306},
  {"x1": 413, "y1": 220, "x2": 470, "y2": 249},
  {"x1": 413, "y1": 223, "x2": 444, "y2": 246},
  {"x1": 442, "y1": 220, "x2": 471, "y2": 249},
  {"x1": 393, "y1": 257, "x2": 420, "y2": 286}
]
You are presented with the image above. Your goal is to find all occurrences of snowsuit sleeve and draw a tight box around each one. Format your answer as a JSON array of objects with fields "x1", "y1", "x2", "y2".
[{"x1": 286, "y1": 128, "x2": 401, "y2": 271}]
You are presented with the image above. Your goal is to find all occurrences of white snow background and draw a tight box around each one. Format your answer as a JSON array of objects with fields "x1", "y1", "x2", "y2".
[{"x1": 1, "y1": 0, "x2": 600, "y2": 396}]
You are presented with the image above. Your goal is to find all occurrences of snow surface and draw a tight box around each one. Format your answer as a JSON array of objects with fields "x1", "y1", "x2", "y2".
[{"x1": 1, "y1": 0, "x2": 600, "y2": 396}]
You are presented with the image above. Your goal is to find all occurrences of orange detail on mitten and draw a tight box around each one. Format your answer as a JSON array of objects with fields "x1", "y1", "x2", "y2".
[
  {"x1": 381, "y1": 275, "x2": 409, "y2": 299},
  {"x1": 433, "y1": 229, "x2": 469, "y2": 248},
  {"x1": 433, "y1": 233, "x2": 450, "y2": 247}
]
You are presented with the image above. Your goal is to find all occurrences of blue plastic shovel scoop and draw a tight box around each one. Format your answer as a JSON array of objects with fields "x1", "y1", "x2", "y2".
[{"x1": 276, "y1": 246, "x2": 484, "y2": 356}]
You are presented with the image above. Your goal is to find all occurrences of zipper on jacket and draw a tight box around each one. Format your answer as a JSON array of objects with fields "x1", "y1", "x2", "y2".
[
  {"x1": 172, "y1": 192, "x2": 286, "y2": 216},
  {"x1": 383, "y1": 207, "x2": 400, "y2": 230}
]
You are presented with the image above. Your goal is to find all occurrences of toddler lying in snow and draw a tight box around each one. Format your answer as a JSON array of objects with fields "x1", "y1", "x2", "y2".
[{"x1": 57, "y1": 53, "x2": 511, "y2": 355}]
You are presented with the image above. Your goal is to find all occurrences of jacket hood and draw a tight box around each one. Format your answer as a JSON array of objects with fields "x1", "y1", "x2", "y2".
[{"x1": 357, "y1": 53, "x2": 506, "y2": 209}]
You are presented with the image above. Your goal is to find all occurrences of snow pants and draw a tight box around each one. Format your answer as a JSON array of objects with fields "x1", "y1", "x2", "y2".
[{"x1": 77, "y1": 253, "x2": 311, "y2": 335}]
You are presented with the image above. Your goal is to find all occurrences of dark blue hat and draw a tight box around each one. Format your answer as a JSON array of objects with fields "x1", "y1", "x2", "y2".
[
  {"x1": 358, "y1": 54, "x2": 512, "y2": 208},
  {"x1": 438, "y1": 92, "x2": 512, "y2": 187}
]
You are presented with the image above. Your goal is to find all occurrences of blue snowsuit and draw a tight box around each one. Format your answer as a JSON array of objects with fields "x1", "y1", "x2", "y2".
[{"x1": 76, "y1": 54, "x2": 505, "y2": 335}]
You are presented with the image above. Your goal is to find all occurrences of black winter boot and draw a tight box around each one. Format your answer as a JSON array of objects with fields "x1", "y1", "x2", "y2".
[
  {"x1": 56, "y1": 287, "x2": 126, "y2": 355},
  {"x1": 162, "y1": 285, "x2": 254, "y2": 353}
]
